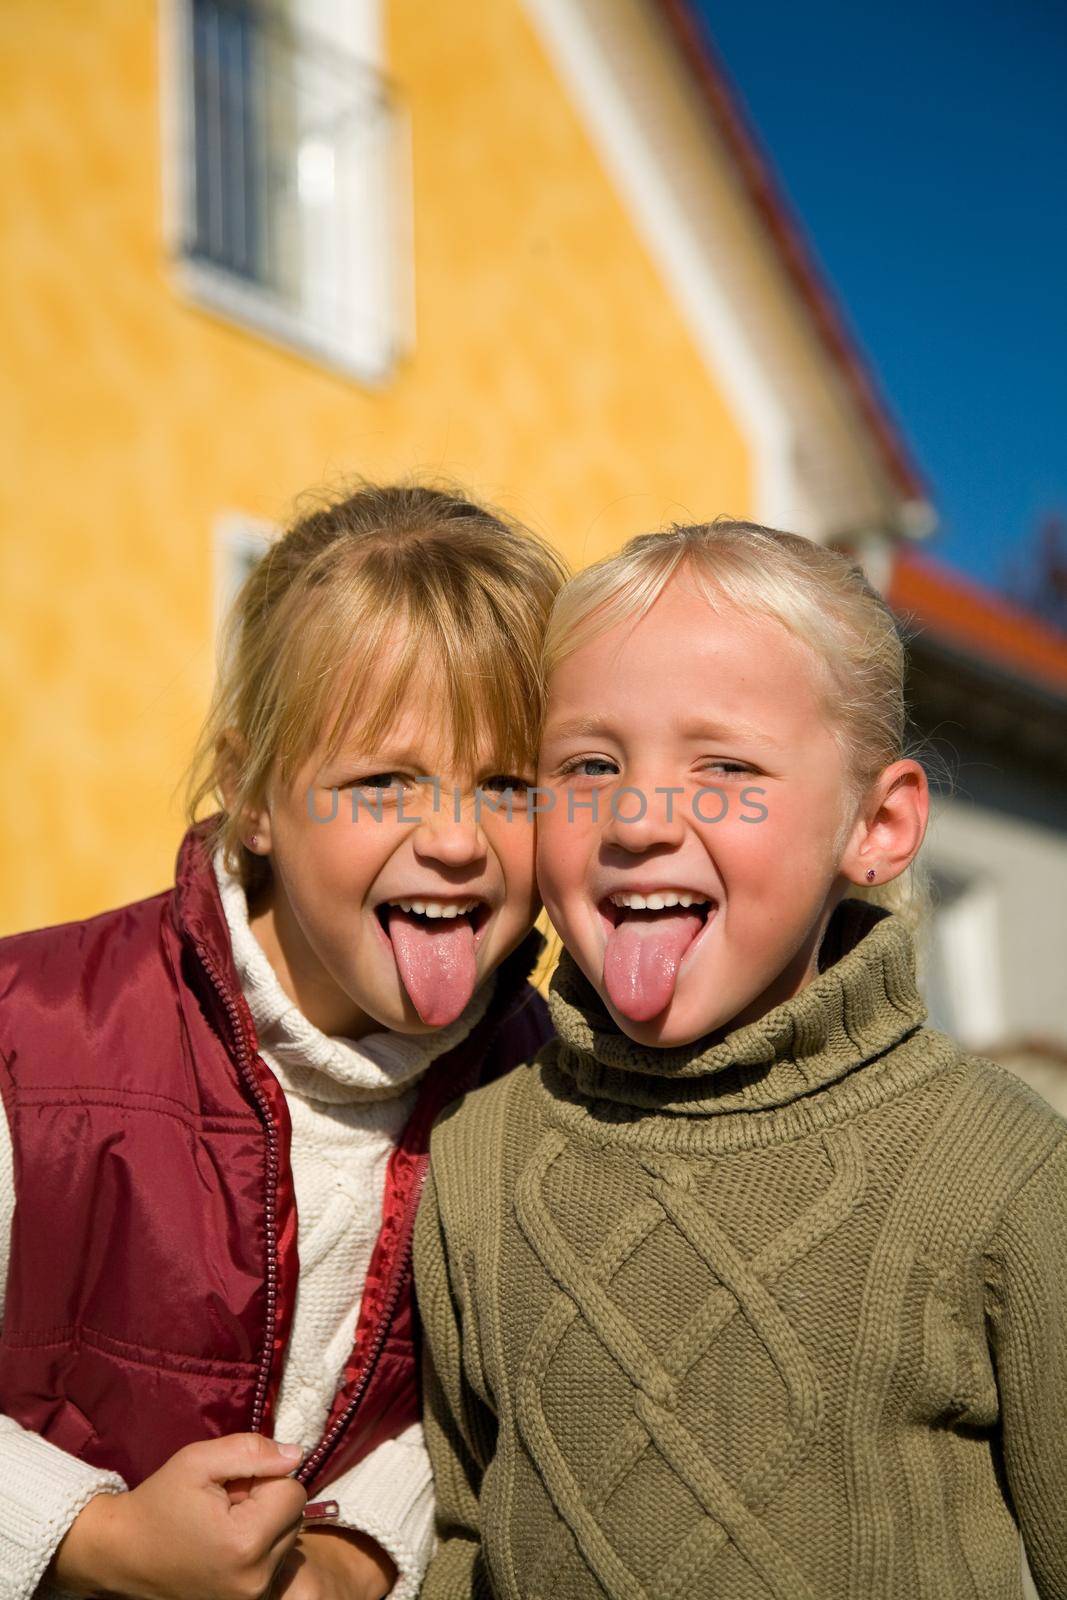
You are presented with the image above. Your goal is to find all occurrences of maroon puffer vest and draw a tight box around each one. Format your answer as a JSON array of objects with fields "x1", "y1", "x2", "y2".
[{"x1": 0, "y1": 818, "x2": 550, "y2": 1494}]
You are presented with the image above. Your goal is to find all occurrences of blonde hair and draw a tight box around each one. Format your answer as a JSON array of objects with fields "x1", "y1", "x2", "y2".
[
  {"x1": 543, "y1": 517, "x2": 937, "y2": 943},
  {"x1": 185, "y1": 480, "x2": 569, "y2": 894}
]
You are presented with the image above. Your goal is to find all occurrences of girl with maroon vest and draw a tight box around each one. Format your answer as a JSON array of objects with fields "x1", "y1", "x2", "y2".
[{"x1": 0, "y1": 484, "x2": 566, "y2": 1600}]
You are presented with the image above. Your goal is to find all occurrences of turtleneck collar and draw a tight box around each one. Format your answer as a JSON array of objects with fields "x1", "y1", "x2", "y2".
[
  {"x1": 213, "y1": 846, "x2": 493, "y2": 1106},
  {"x1": 546, "y1": 898, "x2": 929, "y2": 1120}
]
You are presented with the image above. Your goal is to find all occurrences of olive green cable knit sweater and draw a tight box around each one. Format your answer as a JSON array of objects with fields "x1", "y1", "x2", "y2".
[{"x1": 413, "y1": 899, "x2": 1067, "y2": 1600}]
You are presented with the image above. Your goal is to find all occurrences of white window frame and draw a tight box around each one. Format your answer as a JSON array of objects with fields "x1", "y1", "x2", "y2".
[
  {"x1": 213, "y1": 511, "x2": 276, "y2": 646},
  {"x1": 160, "y1": 0, "x2": 413, "y2": 386}
]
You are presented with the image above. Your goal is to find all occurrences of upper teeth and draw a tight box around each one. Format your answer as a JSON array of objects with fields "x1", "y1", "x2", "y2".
[
  {"x1": 609, "y1": 891, "x2": 710, "y2": 910},
  {"x1": 389, "y1": 899, "x2": 480, "y2": 918}
]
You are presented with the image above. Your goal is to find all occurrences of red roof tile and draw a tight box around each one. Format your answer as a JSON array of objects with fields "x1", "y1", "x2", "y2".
[{"x1": 888, "y1": 547, "x2": 1067, "y2": 695}]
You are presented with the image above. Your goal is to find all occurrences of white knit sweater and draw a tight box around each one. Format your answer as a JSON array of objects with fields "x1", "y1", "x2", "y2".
[{"x1": 0, "y1": 848, "x2": 493, "y2": 1599}]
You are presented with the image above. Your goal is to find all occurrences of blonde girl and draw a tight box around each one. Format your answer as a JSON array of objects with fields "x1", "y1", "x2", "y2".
[
  {"x1": 0, "y1": 483, "x2": 567, "y2": 1600},
  {"x1": 415, "y1": 518, "x2": 1066, "y2": 1600}
]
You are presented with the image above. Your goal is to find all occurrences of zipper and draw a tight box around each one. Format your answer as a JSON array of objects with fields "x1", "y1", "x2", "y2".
[
  {"x1": 296, "y1": 1159, "x2": 430, "y2": 1486},
  {"x1": 293, "y1": 1036, "x2": 488, "y2": 1485},
  {"x1": 187, "y1": 925, "x2": 511, "y2": 1475},
  {"x1": 194, "y1": 939, "x2": 279, "y2": 1436}
]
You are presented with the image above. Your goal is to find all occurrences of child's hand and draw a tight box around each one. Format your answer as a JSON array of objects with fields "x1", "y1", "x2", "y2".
[
  {"x1": 271, "y1": 1527, "x2": 399, "y2": 1600},
  {"x1": 49, "y1": 1432, "x2": 308, "y2": 1599}
]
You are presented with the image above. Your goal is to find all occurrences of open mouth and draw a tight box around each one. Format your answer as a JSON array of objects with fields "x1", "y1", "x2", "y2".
[
  {"x1": 597, "y1": 889, "x2": 718, "y2": 1023},
  {"x1": 373, "y1": 896, "x2": 493, "y2": 1028},
  {"x1": 374, "y1": 896, "x2": 492, "y2": 944},
  {"x1": 599, "y1": 889, "x2": 713, "y2": 927}
]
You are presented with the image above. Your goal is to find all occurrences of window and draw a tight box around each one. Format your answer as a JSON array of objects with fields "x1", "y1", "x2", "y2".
[
  {"x1": 213, "y1": 512, "x2": 275, "y2": 642},
  {"x1": 166, "y1": 0, "x2": 409, "y2": 382}
]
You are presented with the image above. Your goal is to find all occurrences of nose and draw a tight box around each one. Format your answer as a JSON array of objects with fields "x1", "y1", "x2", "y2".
[
  {"x1": 599, "y1": 775, "x2": 687, "y2": 855},
  {"x1": 412, "y1": 797, "x2": 490, "y2": 870}
]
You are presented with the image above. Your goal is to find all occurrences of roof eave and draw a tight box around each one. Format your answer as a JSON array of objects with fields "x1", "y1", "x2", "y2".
[{"x1": 658, "y1": 0, "x2": 932, "y2": 524}]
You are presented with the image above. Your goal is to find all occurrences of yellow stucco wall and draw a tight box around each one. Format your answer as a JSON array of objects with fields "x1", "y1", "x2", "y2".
[{"x1": 0, "y1": 0, "x2": 751, "y2": 933}]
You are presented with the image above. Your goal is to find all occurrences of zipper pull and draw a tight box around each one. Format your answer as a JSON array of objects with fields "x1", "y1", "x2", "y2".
[{"x1": 302, "y1": 1498, "x2": 340, "y2": 1523}]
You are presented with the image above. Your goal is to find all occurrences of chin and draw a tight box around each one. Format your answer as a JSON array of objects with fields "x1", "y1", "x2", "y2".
[
  {"x1": 373, "y1": 989, "x2": 447, "y2": 1036},
  {"x1": 329, "y1": 963, "x2": 425, "y2": 1038},
  {"x1": 606, "y1": 1003, "x2": 723, "y2": 1051}
]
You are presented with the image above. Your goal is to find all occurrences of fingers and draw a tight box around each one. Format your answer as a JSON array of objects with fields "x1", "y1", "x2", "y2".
[
  {"x1": 245, "y1": 1475, "x2": 308, "y2": 1520},
  {"x1": 237, "y1": 1474, "x2": 308, "y2": 1544},
  {"x1": 185, "y1": 1432, "x2": 304, "y2": 1485},
  {"x1": 218, "y1": 1477, "x2": 305, "y2": 1596}
]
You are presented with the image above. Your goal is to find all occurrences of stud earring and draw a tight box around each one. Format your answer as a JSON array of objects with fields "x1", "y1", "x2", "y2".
[
  {"x1": 865, "y1": 868, "x2": 876, "y2": 882},
  {"x1": 248, "y1": 834, "x2": 259, "y2": 851}
]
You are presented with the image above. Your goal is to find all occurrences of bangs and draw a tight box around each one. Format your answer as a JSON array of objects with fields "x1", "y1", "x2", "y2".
[
  {"x1": 271, "y1": 569, "x2": 544, "y2": 784},
  {"x1": 546, "y1": 538, "x2": 838, "y2": 709},
  {"x1": 544, "y1": 542, "x2": 687, "y2": 679}
]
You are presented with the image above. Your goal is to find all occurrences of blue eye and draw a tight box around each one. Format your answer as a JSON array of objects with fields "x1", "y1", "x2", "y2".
[{"x1": 559, "y1": 757, "x2": 619, "y2": 778}]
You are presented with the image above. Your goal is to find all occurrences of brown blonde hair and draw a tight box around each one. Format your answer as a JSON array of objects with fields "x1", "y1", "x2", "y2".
[
  {"x1": 185, "y1": 481, "x2": 569, "y2": 893},
  {"x1": 543, "y1": 516, "x2": 938, "y2": 940}
]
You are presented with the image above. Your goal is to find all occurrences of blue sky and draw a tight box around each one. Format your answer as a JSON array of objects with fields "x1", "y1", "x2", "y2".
[{"x1": 691, "y1": 0, "x2": 1067, "y2": 596}]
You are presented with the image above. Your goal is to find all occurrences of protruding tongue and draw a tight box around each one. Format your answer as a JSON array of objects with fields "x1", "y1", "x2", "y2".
[
  {"x1": 603, "y1": 907, "x2": 706, "y2": 1022},
  {"x1": 385, "y1": 908, "x2": 477, "y2": 1027}
]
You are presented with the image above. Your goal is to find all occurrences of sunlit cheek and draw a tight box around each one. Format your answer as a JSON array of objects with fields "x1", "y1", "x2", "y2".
[
  {"x1": 543, "y1": 800, "x2": 601, "y2": 934},
  {"x1": 691, "y1": 803, "x2": 774, "y2": 853},
  {"x1": 293, "y1": 793, "x2": 355, "y2": 865},
  {"x1": 303, "y1": 809, "x2": 404, "y2": 900},
  {"x1": 487, "y1": 812, "x2": 537, "y2": 905},
  {"x1": 534, "y1": 819, "x2": 566, "y2": 921},
  {"x1": 738, "y1": 794, "x2": 836, "y2": 898},
  {"x1": 535, "y1": 798, "x2": 588, "y2": 895}
]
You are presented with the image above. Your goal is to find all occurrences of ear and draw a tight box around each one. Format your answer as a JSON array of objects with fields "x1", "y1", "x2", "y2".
[
  {"x1": 216, "y1": 728, "x2": 274, "y2": 856},
  {"x1": 839, "y1": 759, "x2": 929, "y2": 888}
]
